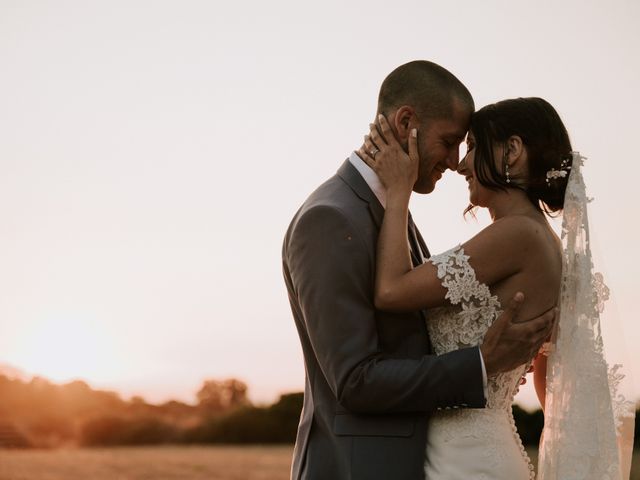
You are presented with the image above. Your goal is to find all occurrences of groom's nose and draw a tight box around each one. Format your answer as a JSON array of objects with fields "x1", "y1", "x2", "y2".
[{"x1": 445, "y1": 151, "x2": 459, "y2": 171}]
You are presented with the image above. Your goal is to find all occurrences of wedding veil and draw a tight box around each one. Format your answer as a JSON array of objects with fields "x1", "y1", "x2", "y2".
[{"x1": 537, "y1": 152, "x2": 636, "y2": 479}]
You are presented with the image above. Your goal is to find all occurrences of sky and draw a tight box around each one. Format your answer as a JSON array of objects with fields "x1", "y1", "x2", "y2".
[{"x1": 0, "y1": 0, "x2": 638, "y2": 410}]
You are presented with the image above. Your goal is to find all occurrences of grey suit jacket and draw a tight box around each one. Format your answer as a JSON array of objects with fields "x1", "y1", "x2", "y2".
[{"x1": 282, "y1": 160, "x2": 485, "y2": 480}]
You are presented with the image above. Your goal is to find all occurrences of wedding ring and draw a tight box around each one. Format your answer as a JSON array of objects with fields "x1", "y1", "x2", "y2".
[{"x1": 370, "y1": 149, "x2": 379, "y2": 159}]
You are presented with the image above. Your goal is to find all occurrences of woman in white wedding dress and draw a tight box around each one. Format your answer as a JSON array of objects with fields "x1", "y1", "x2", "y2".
[{"x1": 361, "y1": 97, "x2": 571, "y2": 479}]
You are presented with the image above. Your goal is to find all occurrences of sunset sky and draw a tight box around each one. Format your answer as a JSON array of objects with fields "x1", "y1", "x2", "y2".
[{"x1": 0, "y1": 0, "x2": 638, "y2": 410}]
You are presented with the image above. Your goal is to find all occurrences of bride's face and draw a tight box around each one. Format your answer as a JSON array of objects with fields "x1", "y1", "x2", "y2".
[{"x1": 457, "y1": 132, "x2": 494, "y2": 207}]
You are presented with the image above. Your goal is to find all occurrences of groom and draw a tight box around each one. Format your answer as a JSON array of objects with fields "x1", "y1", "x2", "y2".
[{"x1": 282, "y1": 61, "x2": 555, "y2": 480}]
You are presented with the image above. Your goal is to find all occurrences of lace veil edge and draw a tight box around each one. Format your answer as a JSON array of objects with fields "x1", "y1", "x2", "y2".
[{"x1": 537, "y1": 152, "x2": 635, "y2": 480}]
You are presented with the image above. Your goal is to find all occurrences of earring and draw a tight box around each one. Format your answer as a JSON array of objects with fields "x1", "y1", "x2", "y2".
[
  {"x1": 502, "y1": 152, "x2": 511, "y2": 183},
  {"x1": 503, "y1": 150, "x2": 511, "y2": 184}
]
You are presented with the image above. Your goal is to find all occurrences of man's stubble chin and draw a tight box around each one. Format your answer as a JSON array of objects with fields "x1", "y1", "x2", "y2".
[{"x1": 413, "y1": 177, "x2": 437, "y2": 195}]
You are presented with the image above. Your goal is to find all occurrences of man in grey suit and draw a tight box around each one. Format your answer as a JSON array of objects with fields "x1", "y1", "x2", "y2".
[{"x1": 282, "y1": 61, "x2": 555, "y2": 480}]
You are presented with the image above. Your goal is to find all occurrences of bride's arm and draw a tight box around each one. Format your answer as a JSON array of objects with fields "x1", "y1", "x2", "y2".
[
  {"x1": 360, "y1": 117, "x2": 443, "y2": 311},
  {"x1": 374, "y1": 216, "x2": 534, "y2": 311},
  {"x1": 363, "y1": 116, "x2": 533, "y2": 312},
  {"x1": 369, "y1": 128, "x2": 432, "y2": 312},
  {"x1": 375, "y1": 186, "x2": 447, "y2": 311}
]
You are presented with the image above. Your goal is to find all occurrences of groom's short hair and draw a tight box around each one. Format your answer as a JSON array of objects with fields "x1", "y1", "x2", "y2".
[{"x1": 377, "y1": 60, "x2": 474, "y2": 120}]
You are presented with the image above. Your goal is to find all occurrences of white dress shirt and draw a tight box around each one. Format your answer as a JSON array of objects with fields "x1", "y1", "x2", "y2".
[{"x1": 349, "y1": 151, "x2": 387, "y2": 207}]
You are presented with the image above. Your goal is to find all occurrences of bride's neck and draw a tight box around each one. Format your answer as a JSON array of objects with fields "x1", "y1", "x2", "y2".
[{"x1": 488, "y1": 189, "x2": 541, "y2": 221}]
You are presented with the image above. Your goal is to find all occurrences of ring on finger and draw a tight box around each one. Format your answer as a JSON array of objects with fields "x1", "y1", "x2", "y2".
[{"x1": 370, "y1": 148, "x2": 379, "y2": 159}]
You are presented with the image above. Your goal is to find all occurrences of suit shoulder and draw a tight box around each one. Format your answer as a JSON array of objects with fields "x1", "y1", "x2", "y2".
[
  {"x1": 283, "y1": 167, "x2": 375, "y2": 258},
  {"x1": 291, "y1": 203, "x2": 354, "y2": 242},
  {"x1": 306, "y1": 173, "x2": 364, "y2": 209},
  {"x1": 291, "y1": 173, "x2": 365, "y2": 224}
]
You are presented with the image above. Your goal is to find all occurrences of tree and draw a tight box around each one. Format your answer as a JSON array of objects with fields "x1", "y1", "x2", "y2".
[{"x1": 196, "y1": 378, "x2": 249, "y2": 413}]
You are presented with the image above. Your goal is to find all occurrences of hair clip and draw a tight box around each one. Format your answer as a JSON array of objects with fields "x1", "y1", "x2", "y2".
[{"x1": 545, "y1": 157, "x2": 572, "y2": 186}]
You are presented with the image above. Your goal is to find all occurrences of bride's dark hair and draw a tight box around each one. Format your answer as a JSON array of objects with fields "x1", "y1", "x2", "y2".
[{"x1": 468, "y1": 97, "x2": 572, "y2": 216}]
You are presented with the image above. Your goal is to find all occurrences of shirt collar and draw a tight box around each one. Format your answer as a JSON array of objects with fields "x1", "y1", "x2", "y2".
[{"x1": 348, "y1": 151, "x2": 386, "y2": 208}]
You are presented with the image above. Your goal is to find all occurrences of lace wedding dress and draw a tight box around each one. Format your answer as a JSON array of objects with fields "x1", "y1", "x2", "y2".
[
  {"x1": 422, "y1": 153, "x2": 634, "y2": 479},
  {"x1": 423, "y1": 246, "x2": 535, "y2": 480}
]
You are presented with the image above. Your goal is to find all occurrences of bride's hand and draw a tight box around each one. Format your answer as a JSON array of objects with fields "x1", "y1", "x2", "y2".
[{"x1": 359, "y1": 115, "x2": 419, "y2": 196}]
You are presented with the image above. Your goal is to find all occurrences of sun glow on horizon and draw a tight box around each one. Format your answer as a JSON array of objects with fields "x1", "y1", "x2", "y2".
[
  {"x1": 8, "y1": 315, "x2": 120, "y2": 385},
  {"x1": 0, "y1": 0, "x2": 637, "y2": 416}
]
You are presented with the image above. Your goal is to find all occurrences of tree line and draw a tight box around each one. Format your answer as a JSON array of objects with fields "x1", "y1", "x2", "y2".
[
  {"x1": 0, "y1": 375, "x2": 301, "y2": 447},
  {"x1": 0, "y1": 374, "x2": 637, "y2": 448}
]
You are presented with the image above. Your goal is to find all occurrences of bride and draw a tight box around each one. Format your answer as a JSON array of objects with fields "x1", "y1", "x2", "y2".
[{"x1": 360, "y1": 97, "x2": 634, "y2": 479}]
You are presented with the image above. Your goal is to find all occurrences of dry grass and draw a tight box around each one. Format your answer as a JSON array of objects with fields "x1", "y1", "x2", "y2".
[
  {"x1": 0, "y1": 445, "x2": 294, "y2": 480},
  {"x1": 0, "y1": 446, "x2": 638, "y2": 479}
]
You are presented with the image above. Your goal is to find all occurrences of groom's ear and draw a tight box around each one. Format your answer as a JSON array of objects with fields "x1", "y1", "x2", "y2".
[{"x1": 391, "y1": 106, "x2": 417, "y2": 141}]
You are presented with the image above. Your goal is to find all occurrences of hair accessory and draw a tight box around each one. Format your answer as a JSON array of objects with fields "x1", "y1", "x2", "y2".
[{"x1": 545, "y1": 156, "x2": 572, "y2": 186}]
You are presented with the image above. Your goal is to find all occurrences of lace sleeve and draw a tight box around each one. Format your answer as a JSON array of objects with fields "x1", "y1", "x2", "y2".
[
  {"x1": 425, "y1": 246, "x2": 502, "y2": 354},
  {"x1": 430, "y1": 245, "x2": 501, "y2": 313}
]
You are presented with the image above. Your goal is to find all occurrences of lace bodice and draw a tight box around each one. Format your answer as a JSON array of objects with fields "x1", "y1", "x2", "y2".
[
  {"x1": 424, "y1": 246, "x2": 535, "y2": 479},
  {"x1": 427, "y1": 245, "x2": 530, "y2": 410}
]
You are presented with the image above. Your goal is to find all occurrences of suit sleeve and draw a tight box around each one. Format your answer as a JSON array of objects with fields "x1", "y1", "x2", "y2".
[{"x1": 285, "y1": 205, "x2": 485, "y2": 413}]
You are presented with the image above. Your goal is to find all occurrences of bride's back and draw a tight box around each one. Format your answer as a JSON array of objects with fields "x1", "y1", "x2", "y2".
[{"x1": 490, "y1": 214, "x2": 562, "y2": 322}]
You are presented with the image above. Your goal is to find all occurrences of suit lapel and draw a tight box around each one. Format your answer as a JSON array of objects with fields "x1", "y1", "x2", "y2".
[
  {"x1": 337, "y1": 159, "x2": 431, "y2": 343},
  {"x1": 411, "y1": 222, "x2": 430, "y2": 328},
  {"x1": 337, "y1": 159, "x2": 384, "y2": 228},
  {"x1": 413, "y1": 223, "x2": 431, "y2": 259},
  {"x1": 338, "y1": 159, "x2": 431, "y2": 262},
  {"x1": 407, "y1": 213, "x2": 423, "y2": 266}
]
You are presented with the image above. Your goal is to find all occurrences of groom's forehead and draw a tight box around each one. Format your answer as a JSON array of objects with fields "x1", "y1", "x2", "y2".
[{"x1": 431, "y1": 117, "x2": 468, "y2": 139}]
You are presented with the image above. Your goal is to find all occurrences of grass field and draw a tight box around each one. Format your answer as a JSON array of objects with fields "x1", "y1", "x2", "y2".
[
  {"x1": 0, "y1": 446, "x2": 294, "y2": 480},
  {"x1": 0, "y1": 446, "x2": 638, "y2": 479}
]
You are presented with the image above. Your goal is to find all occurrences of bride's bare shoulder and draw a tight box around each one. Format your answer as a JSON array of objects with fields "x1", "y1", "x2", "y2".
[
  {"x1": 465, "y1": 214, "x2": 552, "y2": 256},
  {"x1": 459, "y1": 214, "x2": 560, "y2": 284},
  {"x1": 492, "y1": 214, "x2": 551, "y2": 237}
]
